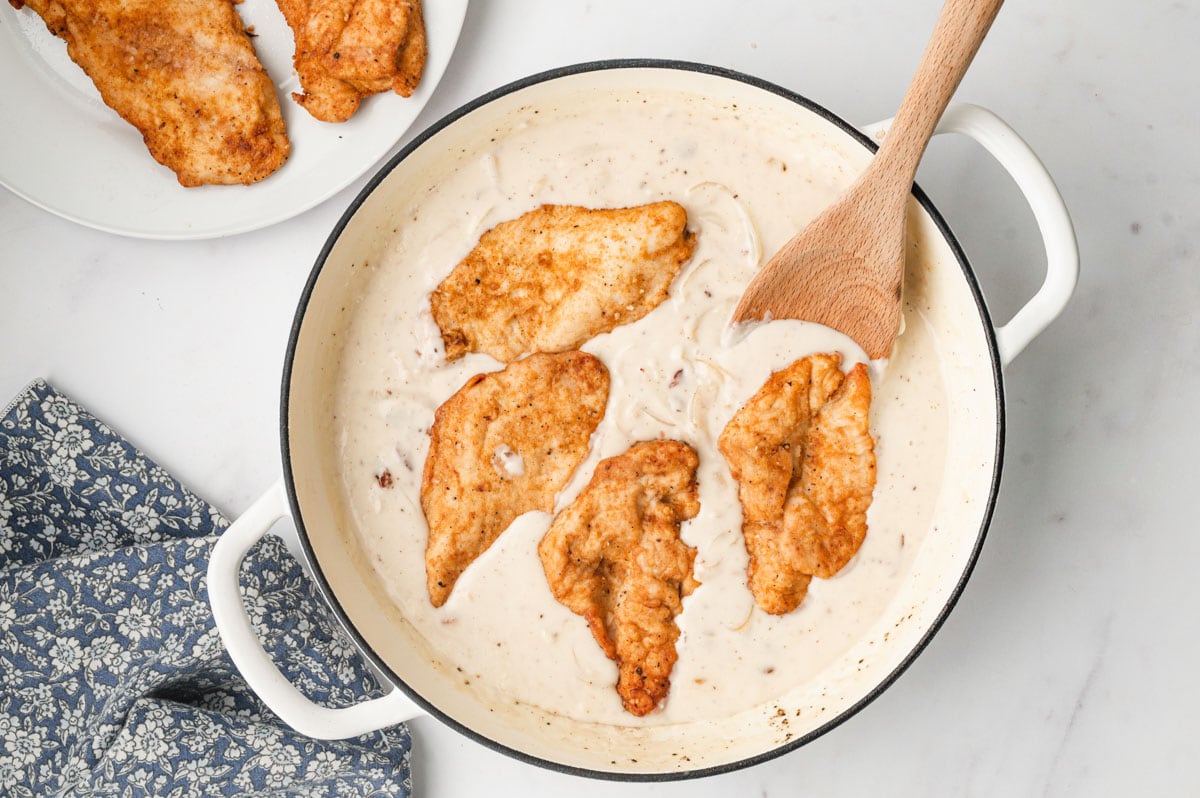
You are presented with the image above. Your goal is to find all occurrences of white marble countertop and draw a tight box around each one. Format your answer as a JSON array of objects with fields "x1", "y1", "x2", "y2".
[{"x1": 2, "y1": 0, "x2": 1196, "y2": 794}]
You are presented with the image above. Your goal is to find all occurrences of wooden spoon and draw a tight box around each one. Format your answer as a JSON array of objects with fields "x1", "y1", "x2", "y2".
[{"x1": 732, "y1": 0, "x2": 1004, "y2": 359}]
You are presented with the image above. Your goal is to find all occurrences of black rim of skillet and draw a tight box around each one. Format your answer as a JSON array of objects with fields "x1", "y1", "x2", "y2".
[{"x1": 280, "y1": 58, "x2": 1007, "y2": 782}]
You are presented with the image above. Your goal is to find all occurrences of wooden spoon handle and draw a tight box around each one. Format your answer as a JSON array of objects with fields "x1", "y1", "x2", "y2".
[{"x1": 873, "y1": 0, "x2": 1004, "y2": 193}]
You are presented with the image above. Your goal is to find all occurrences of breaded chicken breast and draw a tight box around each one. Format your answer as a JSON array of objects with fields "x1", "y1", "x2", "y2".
[
  {"x1": 275, "y1": 0, "x2": 427, "y2": 122},
  {"x1": 718, "y1": 355, "x2": 875, "y2": 615},
  {"x1": 421, "y1": 351, "x2": 609, "y2": 607},
  {"x1": 538, "y1": 440, "x2": 701, "y2": 717},
  {"x1": 11, "y1": 0, "x2": 289, "y2": 186},
  {"x1": 431, "y1": 202, "x2": 697, "y2": 362}
]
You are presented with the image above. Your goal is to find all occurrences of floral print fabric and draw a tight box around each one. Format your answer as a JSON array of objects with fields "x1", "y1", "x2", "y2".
[{"x1": 0, "y1": 381, "x2": 412, "y2": 796}]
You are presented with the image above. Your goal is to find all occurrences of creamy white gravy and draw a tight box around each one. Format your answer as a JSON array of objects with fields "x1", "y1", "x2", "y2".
[{"x1": 331, "y1": 89, "x2": 948, "y2": 725}]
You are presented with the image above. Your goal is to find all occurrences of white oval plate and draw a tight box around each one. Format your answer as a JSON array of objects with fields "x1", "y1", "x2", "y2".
[{"x1": 0, "y1": 0, "x2": 467, "y2": 240}]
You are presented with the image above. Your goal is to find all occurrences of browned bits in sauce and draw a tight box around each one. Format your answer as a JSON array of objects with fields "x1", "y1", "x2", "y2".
[{"x1": 376, "y1": 470, "x2": 393, "y2": 488}]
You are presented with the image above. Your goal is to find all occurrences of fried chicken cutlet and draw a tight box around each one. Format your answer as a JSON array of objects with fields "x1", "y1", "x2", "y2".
[
  {"x1": 538, "y1": 440, "x2": 701, "y2": 717},
  {"x1": 422, "y1": 351, "x2": 609, "y2": 607},
  {"x1": 718, "y1": 355, "x2": 875, "y2": 615},
  {"x1": 11, "y1": 0, "x2": 289, "y2": 186},
  {"x1": 275, "y1": 0, "x2": 427, "y2": 122},
  {"x1": 431, "y1": 202, "x2": 697, "y2": 362}
]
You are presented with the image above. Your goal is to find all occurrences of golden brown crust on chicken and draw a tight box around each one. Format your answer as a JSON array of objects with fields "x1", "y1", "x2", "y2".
[
  {"x1": 421, "y1": 351, "x2": 609, "y2": 608},
  {"x1": 430, "y1": 202, "x2": 697, "y2": 363},
  {"x1": 538, "y1": 440, "x2": 701, "y2": 717},
  {"x1": 12, "y1": 0, "x2": 289, "y2": 186},
  {"x1": 275, "y1": 0, "x2": 427, "y2": 122},
  {"x1": 789, "y1": 364, "x2": 875, "y2": 578},
  {"x1": 718, "y1": 355, "x2": 875, "y2": 615}
]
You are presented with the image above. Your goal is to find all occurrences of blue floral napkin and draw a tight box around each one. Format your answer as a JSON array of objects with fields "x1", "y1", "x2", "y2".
[{"x1": 0, "y1": 381, "x2": 412, "y2": 797}]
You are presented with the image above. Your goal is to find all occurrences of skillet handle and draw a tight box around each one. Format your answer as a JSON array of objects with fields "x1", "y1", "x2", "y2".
[
  {"x1": 862, "y1": 103, "x2": 1079, "y2": 367},
  {"x1": 208, "y1": 480, "x2": 422, "y2": 738}
]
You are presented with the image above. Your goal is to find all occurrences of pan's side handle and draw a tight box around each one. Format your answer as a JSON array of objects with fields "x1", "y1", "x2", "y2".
[
  {"x1": 863, "y1": 103, "x2": 1079, "y2": 367},
  {"x1": 207, "y1": 480, "x2": 422, "y2": 738}
]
